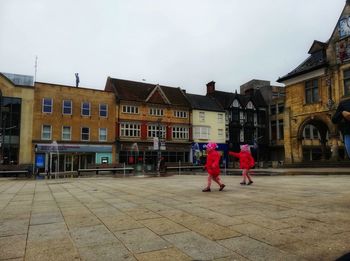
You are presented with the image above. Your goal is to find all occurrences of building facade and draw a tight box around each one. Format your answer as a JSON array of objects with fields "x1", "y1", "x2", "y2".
[
  {"x1": 185, "y1": 93, "x2": 227, "y2": 165},
  {"x1": 105, "y1": 78, "x2": 192, "y2": 171},
  {"x1": 277, "y1": 1, "x2": 350, "y2": 163},
  {"x1": 32, "y1": 82, "x2": 116, "y2": 173},
  {"x1": 0, "y1": 73, "x2": 34, "y2": 165}
]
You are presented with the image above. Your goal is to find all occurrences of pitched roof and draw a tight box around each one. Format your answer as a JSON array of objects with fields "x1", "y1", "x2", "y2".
[
  {"x1": 105, "y1": 78, "x2": 190, "y2": 107},
  {"x1": 186, "y1": 93, "x2": 224, "y2": 112},
  {"x1": 206, "y1": 90, "x2": 234, "y2": 109},
  {"x1": 277, "y1": 43, "x2": 328, "y2": 83}
]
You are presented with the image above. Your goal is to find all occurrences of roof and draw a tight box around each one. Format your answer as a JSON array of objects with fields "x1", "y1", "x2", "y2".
[
  {"x1": 277, "y1": 43, "x2": 328, "y2": 83},
  {"x1": 186, "y1": 93, "x2": 224, "y2": 112},
  {"x1": 206, "y1": 90, "x2": 234, "y2": 109},
  {"x1": 105, "y1": 78, "x2": 190, "y2": 107}
]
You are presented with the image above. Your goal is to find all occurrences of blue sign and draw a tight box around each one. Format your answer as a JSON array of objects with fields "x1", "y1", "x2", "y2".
[{"x1": 35, "y1": 154, "x2": 45, "y2": 168}]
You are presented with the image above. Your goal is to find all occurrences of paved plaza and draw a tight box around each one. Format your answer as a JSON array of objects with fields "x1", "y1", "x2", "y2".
[{"x1": 0, "y1": 174, "x2": 349, "y2": 261}]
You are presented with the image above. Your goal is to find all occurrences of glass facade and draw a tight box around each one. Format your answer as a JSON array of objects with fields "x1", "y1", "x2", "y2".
[{"x1": 0, "y1": 96, "x2": 21, "y2": 164}]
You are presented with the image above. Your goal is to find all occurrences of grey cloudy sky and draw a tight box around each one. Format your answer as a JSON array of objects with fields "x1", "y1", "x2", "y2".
[{"x1": 0, "y1": 0, "x2": 346, "y2": 94}]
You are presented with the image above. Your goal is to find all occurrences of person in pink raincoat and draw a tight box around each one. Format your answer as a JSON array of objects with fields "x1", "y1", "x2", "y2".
[
  {"x1": 229, "y1": 144, "x2": 255, "y2": 185},
  {"x1": 202, "y1": 142, "x2": 225, "y2": 192}
]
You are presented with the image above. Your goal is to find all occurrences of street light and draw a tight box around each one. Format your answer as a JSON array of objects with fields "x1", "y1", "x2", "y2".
[{"x1": 156, "y1": 118, "x2": 162, "y2": 175}]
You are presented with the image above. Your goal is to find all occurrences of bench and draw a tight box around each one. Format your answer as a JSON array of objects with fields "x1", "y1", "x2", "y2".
[
  {"x1": 78, "y1": 164, "x2": 134, "y2": 176},
  {"x1": 165, "y1": 162, "x2": 204, "y2": 173},
  {"x1": 0, "y1": 164, "x2": 33, "y2": 178}
]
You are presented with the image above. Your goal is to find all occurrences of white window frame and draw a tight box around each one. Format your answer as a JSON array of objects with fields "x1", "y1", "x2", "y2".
[
  {"x1": 62, "y1": 100, "x2": 72, "y2": 115},
  {"x1": 62, "y1": 126, "x2": 71, "y2": 141},
  {"x1": 149, "y1": 107, "x2": 164, "y2": 116},
  {"x1": 120, "y1": 123, "x2": 141, "y2": 137},
  {"x1": 174, "y1": 110, "x2": 188, "y2": 118},
  {"x1": 199, "y1": 111, "x2": 205, "y2": 122},
  {"x1": 147, "y1": 125, "x2": 166, "y2": 139},
  {"x1": 42, "y1": 98, "x2": 53, "y2": 113},
  {"x1": 218, "y1": 128, "x2": 224, "y2": 138},
  {"x1": 41, "y1": 125, "x2": 52, "y2": 140},
  {"x1": 172, "y1": 126, "x2": 189, "y2": 140},
  {"x1": 99, "y1": 104, "x2": 108, "y2": 117},
  {"x1": 217, "y1": 113, "x2": 224, "y2": 123},
  {"x1": 81, "y1": 102, "x2": 91, "y2": 116},
  {"x1": 81, "y1": 127, "x2": 90, "y2": 141},
  {"x1": 122, "y1": 105, "x2": 139, "y2": 114},
  {"x1": 193, "y1": 126, "x2": 210, "y2": 140},
  {"x1": 99, "y1": 128, "x2": 107, "y2": 141}
]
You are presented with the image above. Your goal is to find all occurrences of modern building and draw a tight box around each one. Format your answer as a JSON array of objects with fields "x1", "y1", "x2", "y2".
[
  {"x1": 0, "y1": 73, "x2": 34, "y2": 165},
  {"x1": 277, "y1": 0, "x2": 350, "y2": 163},
  {"x1": 105, "y1": 78, "x2": 192, "y2": 171},
  {"x1": 185, "y1": 93, "x2": 227, "y2": 165},
  {"x1": 32, "y1": 82, "x2": 116, "y2": 173}
]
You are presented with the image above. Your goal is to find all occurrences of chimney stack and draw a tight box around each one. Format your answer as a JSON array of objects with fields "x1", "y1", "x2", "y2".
[{"x1": 206, "y1": 81, "x2": 216, "y2": 94}]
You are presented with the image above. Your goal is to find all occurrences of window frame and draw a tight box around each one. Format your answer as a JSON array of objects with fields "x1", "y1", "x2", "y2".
[
  {"x1": 62, "y1": 100, "x2": 72, "y2": 115},
  {"x1": 305, "y1": 78, "x2": 319, "y2": 104},
  {"x1": 41, "y1": 124, "x2": 52, "y2": 140},
  {"x1": 81, "y1": 127, "x2": 90, "y2": 141},
  {"x1": 62, "y1": 126, "x2": 71, "y2": 141},
  {"x1": 42, "y1": 98, "x2": 53, "y2": 113},
  {"x1": 99, "y1": 127, "x2": 107, "y2": 141},
  {"x1": 99, "y1": 104, "x2": 108, "y2": 118},
  {"x1": 81, "y1": 102, "x2": 91, "y2": 116}
]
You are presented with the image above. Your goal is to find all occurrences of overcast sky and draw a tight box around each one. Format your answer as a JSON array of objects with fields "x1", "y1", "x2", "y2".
[{"x1": 0, "y1": 0, "x2": 346, "y2": 94}]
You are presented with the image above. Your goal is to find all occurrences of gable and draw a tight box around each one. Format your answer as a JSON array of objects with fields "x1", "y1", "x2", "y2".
[
  {"x1": 231, "y1": 99, "x2": 241, "y2": 108},
  {"x1": 145, "y1": 85, "x2": 170, "y2": 104},
  {"x1": 246, "y1": 101, "x2": 255, "y2": 110}
]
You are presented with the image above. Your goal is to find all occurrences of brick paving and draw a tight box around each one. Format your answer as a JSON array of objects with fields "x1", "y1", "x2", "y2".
[{"x1": 0, "y1": 175, "x2": 349, "y2": 261}]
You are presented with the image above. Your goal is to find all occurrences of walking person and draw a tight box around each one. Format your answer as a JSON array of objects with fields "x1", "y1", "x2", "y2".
[
  {"x1": 229, "y1": 144, "x2": 255, "y2": 185},
  {"x1": 332, "y1": 98, "x2": 350, "y2": 157},
  {"x1": 202, "y1": 142, "x2": 225, "y2": 192}
]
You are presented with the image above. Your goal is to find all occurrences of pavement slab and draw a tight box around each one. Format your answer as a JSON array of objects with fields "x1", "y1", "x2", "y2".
[{"x1": 0, "y1": 175, "x2": 349, "y2": 260}]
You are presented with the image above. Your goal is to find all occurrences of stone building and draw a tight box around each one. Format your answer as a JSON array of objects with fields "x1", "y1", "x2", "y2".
[
  {"x1": 277, "y1": 0, "x2": 350, "y2": 163},
  {"x1": 33, "y1": 82, "x2": 116, "y2": 173}
]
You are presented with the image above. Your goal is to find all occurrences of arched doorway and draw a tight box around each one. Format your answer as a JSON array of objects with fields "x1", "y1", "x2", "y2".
[{"x1": 297, "y1": 118, "x2": 331, "y2": 161}]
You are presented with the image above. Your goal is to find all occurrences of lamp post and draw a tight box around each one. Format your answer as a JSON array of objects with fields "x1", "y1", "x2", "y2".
[
  {"x1": 157, "y1": 118, "x2": 162, "y2": 175},
  {"x1": 0, "y1": 89, "x2": 2, "y2": 165}
]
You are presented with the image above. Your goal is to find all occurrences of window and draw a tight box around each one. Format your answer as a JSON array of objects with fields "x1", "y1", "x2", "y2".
[
  {"x1": 62, "y1": 100, "x2": 72, "y2": 115},
  {"x1": 42, "y1": 125, "x2": 52, "y2": 140},
  {"x1": 99, "y1": 128, "x2": 107, "y2": 141},
  {"x1": 199, "y1": 111, "x2": 205, "y2": 122},
  {"x1": 270, "y1": 105, "x2": 276, "y2": 115},
  {"x1": 120, "y1": 123, "x2": 140, "y2": 137},
  {"x1": 344, "y1": 69, "x2": 350, "y2": 95},
  {"x1": 218, "y1": 129, "x2": 223, "y2": 138},
  {"x1": 149, "y1": 107, "x2": 164, "y2": 116},
  {"x1": 217, "y1": 113, "x2": 224, "y2": 123},
  {"x1": 246, "y1": 110, "x2": 254, "y2": 123},
  {"x1": 62, "y1": 126, "x2": 71, "y2": 140},
  {"x1": 81, "y1": 127, "x2": 90, "y2": 141},
  {"x1": 278, "y1": 103, "x2": 284, "y2": 114},
  {"x1": 172, "y1": 126, "x2": 189, "y2": 139},
  {"x1": 304, "y1": 125, "x2": 311, "y2": 139},
  {"x1": 271, "y1": 120, "x2": 277, "y2": 140},
  {"x1": 278, "y1": 120, "x2": 284, "y2": 140},
  {"x1": 42, "y1": 98, "x2": 52, "y2": 113},
  {"x1": 122, "y1": 105, "x2": 139, "y2": 114},
  {"x1": 232, "y1": 108, "x2": 239, "y2": 121},
  {"x1": 305, "y1": 79, "x2": 319, "y2": 103},
  {"x1": 193, "y1": 126, "x2": 210, "y2": 139},
  {"x1": 147, "y1": 125, "x2": 166, "y2": 139},
  {"x1": 99, "y1": 104, "x2": 108, "y2": 117},
  {"x1": 174, "y1": 110, "x2": 187, "y2": 118},
  {"x1": 231, "y1": 128, "x2": 240, "y2": 143},
  {"x1": 81, "y1": 102, "x2": 90, "y2": 116}
]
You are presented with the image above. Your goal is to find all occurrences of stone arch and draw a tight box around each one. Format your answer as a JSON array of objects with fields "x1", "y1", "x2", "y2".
[{"x1": 296, "y1": 115, "x2": 335, "y2": 161}]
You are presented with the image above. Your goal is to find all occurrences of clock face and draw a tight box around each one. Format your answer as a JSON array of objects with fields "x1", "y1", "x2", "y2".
[{"x1": 339, "y1": 17, "x2": 350, "y2": 38}]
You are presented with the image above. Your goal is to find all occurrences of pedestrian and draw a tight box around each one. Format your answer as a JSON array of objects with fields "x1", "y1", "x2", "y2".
[
  {"x1": 202, "y1": 142, "x2": 225, "y2": 192},
  {"x1": 229, "y1": 144, "x2": 255, "y2": 185},
  {"x1": 332, "y1": 98, "x2": 350, "y2": 157}
]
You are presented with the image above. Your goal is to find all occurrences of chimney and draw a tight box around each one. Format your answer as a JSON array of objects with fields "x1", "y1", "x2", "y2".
[{"x1": 206, "y1": 81, "x2": 215, "y2": 94}]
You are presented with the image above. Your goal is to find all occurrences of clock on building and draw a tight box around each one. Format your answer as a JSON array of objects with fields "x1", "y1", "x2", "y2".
[{"x1": 339, "y1": 17, "x2": 350, "y2": 38}]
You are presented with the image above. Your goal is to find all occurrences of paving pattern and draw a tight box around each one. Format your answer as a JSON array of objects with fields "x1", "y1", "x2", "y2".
[{"x1": 0, "y1": 175, "x2": 350, "y2": 261}]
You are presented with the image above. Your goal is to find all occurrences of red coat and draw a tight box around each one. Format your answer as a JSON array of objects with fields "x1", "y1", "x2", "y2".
[
  {"x1": 229, "y1": 151, "x2": 255, "y2": 170},
  {"x1": 205, "y1": 150, "x2": 221, "y2": 176}
]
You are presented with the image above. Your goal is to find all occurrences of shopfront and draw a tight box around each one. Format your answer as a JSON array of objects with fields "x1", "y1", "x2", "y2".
[
  {"x1": 192, "y1": 142, "x2": 228, "y2": 167},
  {"x1": 34, "y1": 143, "x2": 113, "y2": 174}
]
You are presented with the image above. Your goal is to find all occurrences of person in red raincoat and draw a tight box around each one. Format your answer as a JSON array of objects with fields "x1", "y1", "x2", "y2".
[
  {"x1": 229, "y1": 144, "x2": 255, "y2": 185},
  {"x1": 202, "y1": 142, "x2": 225, "y2": 192}
]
